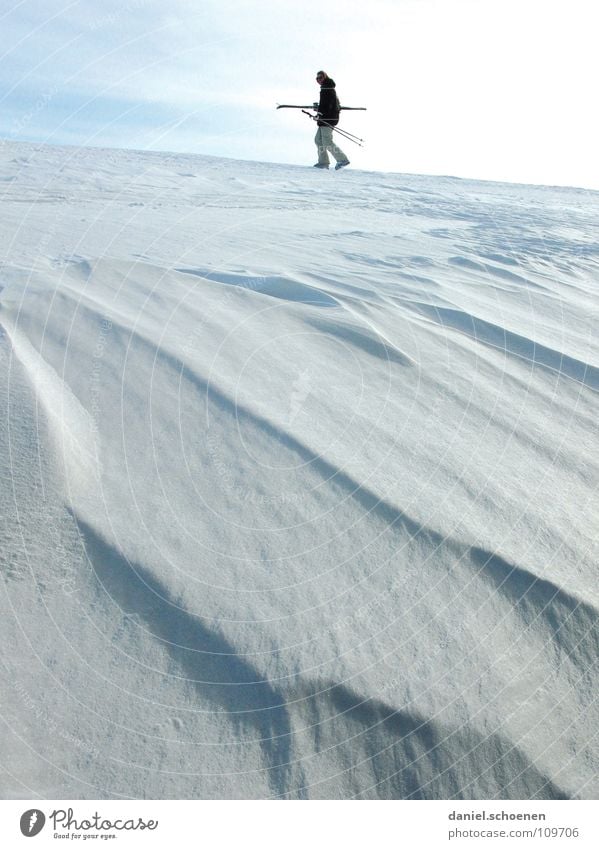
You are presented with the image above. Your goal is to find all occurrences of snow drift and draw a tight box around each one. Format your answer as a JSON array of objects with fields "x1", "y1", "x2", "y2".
[{"x1": 0, "y1": 141, "x2": 597, "y2": 799}]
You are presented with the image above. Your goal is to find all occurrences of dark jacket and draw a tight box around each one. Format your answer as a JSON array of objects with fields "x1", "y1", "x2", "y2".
[{"x1": 317, "y1": 77, "x2": 340, "y2": 127}]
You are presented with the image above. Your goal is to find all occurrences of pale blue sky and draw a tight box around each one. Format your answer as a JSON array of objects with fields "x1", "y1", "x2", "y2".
[{"x1": 1, "y1": 0, "x2": 597, "y2": 189}]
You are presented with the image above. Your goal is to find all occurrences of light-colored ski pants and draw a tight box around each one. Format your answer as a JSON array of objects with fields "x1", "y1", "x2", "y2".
[{"x1": 314, "y1": 126, "x2": 347, "y2": 166}]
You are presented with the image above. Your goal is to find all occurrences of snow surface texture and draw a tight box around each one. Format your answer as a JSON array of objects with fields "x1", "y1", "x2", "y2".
[{"x1": 1, "y1": 141, "x2": 598, "y2": 800}]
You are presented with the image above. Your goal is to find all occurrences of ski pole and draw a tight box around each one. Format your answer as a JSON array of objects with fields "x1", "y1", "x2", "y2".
[
  {"x1": 301, "y1": 111, "x2": 364, "y2": 146},
  {"x1": 324, "y1": 122, "x2": 364, "y2": 143},
  {"x1": 301, "y1": 110, "x2": 363, "y2": 142}
]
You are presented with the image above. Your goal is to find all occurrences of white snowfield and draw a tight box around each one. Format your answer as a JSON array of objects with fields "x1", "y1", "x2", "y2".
[{"x1": 1, "y1": 141, "x2": 597, "y2": 800}]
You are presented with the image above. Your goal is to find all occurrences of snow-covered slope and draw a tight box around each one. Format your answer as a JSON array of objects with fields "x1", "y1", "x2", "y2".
[{"x1": 1, "y1": 141, "x2": 597, "y2": 799}]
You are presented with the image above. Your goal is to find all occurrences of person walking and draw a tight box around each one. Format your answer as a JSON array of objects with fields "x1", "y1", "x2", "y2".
[{"x1": 313, "y1": 71, "x2": 350, "y2": 170}]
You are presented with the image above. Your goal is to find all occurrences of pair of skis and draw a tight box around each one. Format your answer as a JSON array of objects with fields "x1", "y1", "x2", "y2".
[
  {"x1": 276, "y1": 105, "x2": 367, "y2": 111},
  {"x1": 276, "y1": 104, "x2": 367, "y2": 146}
]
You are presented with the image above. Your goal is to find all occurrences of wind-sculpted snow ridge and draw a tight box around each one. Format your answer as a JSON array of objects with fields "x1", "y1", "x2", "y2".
[
  {"x1": 0, "y1": 319, "x2": 101, "y2": 489},
  {"x1": 0, "y1": 141, "x2": 598, "y2": 799},
  {"x1": 409, "y1": 303, "x2": 599, "y2": 390},
  {"x1": 175, "y1": 267, "x2": 342, "y2": 309}
]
